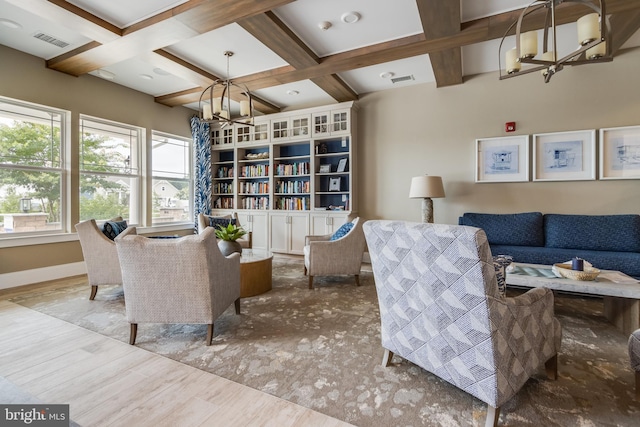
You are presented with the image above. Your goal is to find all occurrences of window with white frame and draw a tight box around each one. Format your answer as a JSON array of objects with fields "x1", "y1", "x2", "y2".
[
  {"x1": 79, "y1": 116, "x2": 142, "y2": 224},
  {"x1": 0, "y1": 97, "x2": 67, "y2": 236},
  {"x1": 151, "y1": 131, "x2": 192, "y2": 225}
]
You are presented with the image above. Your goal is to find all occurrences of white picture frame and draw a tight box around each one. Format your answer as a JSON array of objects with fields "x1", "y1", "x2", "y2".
[
  {"x1": 328, "y1": 177, "x2": 341, "y2": 191},
  {"x1": 475, "y1": 135, "x2": 529, "y2": 183},
  {"x1": 533, "y1": 129, "x2": 596, "y2": 181},
  {"x1": 337, "y1": 158, "x2": 348, "y2": 173},
  {"x1": 599, "y1": 125, "x2": 640, "y2": 180},
  {"x1": 319, "y1": 164, "x2": 331, "y2": 173}
]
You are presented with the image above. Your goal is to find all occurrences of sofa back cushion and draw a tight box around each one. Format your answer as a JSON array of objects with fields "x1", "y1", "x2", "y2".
[
  {"x1": 544, "y1": 214, "x2": 640, "y2": 252},
  {"x1": 458, "y1": 212, "x2": 544, "y2": 247}
]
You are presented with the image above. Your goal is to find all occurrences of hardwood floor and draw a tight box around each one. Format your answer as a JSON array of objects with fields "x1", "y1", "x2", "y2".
[{"x1": 0, "y1": 300, "x2": 353, "y2": 427}]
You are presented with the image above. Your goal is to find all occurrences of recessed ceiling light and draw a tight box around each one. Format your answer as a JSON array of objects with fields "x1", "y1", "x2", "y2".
[
  {"x1": 318, "y1": 21, "x2": 332, "y2": 31},
  {"x1": 341, "y1": 12, "x2": 361, "y2": 24},
  {"x1": 287, "y1": 90, "x2": 299, "y2": 96},
  {"x1": 379, "y1": 72, "x2": 394, "y2": 79},
  {"x1": 97, "y1": 69, "x2": 116, "y2": 80},
  {"x1": 0, "y1": 19, "x2": 22, "y2": 30},
  {"x1": 153, "y1": 67, "x2": 170, "y2": 76},
  {"x1": 139, "y1": 74, "x2": 153, "y2": 80}
]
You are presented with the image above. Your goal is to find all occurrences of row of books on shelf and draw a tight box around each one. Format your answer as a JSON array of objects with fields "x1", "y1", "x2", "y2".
[
  {"x1": 274, "y1": 162, "x2": 309, "y2": 176},
  {"x1": 213, "y1": 182, "x2": 234, "y2": 194},
  {"x1": 275, "y1": 196, "x2": 309, "y2": 211},
  {"x1": 274, "y1": 180, "x2": 310, "y2": 194},
  {"x1": 214, "y1": 197, "x2": 233, "y2": 209},
  {"x1": 239, "y1": 181, "x2": 269, "y2": 194},
  {"x1": 216, "y1": 166, "x2": 233, "y2": 178},
  {"x1": 240, "y1": 165, "x2": 269, "y2": 177},
  {"x1": 241, "y1": 197, "x2": 269, "y2": 210}
]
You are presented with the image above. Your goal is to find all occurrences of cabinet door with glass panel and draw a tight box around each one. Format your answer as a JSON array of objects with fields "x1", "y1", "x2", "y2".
[
  {"x1": 273, "y1": 141, "x2": 311, "y2": 212},
  {"x1": 237, "y1": 145, "x2": 270, "y2": 210},
  {"x1": 312, "y1": 109, "x2": 350, "y2": 138}
]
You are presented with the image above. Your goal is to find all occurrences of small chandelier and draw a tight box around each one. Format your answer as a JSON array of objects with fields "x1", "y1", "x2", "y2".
[
  {"x1": 198, "y1": 51, "x2": 254, "y2": 127},
  {"x1": 499, "y1": 0, "x2": 611, "y2": 83}
]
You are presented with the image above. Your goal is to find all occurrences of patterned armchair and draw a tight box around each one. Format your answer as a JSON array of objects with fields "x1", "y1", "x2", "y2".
[
  {"x1": 197, "y1": 212, "x2": 252, "y2": 249},
  {"x1": 303, "y1": 217, "x2": 366, "y2": 289},
  {"x1": 630, "y1": 329, "x2": 640, "y2": 400},
  {"x1": 75, "y1": 218, "x2": 123, "y2": 300},
  {"x1": 114, "y1": 226, "x2": 241, "y2": 346},
  {"x1": 364, "y1": 220, "x2": 562, "y2": 427}
]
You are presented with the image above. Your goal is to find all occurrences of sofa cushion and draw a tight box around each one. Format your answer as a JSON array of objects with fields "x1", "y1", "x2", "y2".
[
  {"x1": 330, "y1": 222, "x2": 354, "y2": 241},
  {"x1": 102, "y1": 220, "x2": 128, "y2": 240},
  {"x1": 544, "y1": 214, "x2": 640, "y2": 253},
  {"x1": 458, "y1": 212, "x2": 544, "y2": 247}
]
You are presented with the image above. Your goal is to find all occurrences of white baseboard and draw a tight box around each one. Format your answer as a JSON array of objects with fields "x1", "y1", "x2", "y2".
[{"x1": 0, "y1": 262, "x2": 86, "y2": 290}]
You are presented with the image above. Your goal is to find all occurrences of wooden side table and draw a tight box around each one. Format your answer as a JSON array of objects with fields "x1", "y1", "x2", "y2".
[{"x1": 239, "y1": 250, "x2": 273, "y2": 297}]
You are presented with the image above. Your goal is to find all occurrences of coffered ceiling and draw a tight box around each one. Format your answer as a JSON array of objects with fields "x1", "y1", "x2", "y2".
[{"x1": 1, "y1": 0, "x2": 639, "y2": 115}]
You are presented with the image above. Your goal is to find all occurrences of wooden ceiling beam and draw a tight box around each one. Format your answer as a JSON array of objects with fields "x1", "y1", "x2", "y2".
[
  {"x1": 609, "y1": 10, "x2": 640, "y2": 54},
  {"x1": 417, "y1": 0, "x2": 463, "y2": 87}
]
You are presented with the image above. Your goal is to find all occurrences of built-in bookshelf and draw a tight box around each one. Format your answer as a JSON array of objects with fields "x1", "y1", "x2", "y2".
[{"x1": 209, "y1": 101, "x2": 357, "y2": 253}]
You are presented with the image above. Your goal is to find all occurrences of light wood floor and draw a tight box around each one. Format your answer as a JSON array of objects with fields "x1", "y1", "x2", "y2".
[{"x1": 0, "y1": 300, "x2": 353, "y2": 427}]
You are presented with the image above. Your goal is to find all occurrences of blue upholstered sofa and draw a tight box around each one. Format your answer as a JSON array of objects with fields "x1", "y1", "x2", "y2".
[{"x1": 458, "y1": 212, "x2": 640, "y2": 279}]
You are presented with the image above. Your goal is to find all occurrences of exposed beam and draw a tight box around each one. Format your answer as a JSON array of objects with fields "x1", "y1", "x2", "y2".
[
  {"x1": 44, "y1": 0, "x2": 295, "y2": 76},
  {"x1": 417, "y1": 0, "x2": 463, "y2": 87},
  {"x1": 609, "y1": 10, "x2": 640, "y2": 54},
  {"x1": 238, "y1": 11, "x2": 357, "y2": 102}
]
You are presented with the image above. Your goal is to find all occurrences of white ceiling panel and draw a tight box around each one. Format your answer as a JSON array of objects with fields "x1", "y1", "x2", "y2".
[
  {"x1": 339, "y1": 55, "x2": 435, "y2": 95},
  {"x1": 252, "y1": 80, "x2": 336, "y2": 110},
  {"x1": 166, "y1": 23, "x2": 288, "y2": 79},
  {"x1": 273, "y1": 0, "x2": 423, "y2": 57},
  {"x1": 461, "y1": 0, "x2": 530, "y2": 22},
  {"x1": 66, "y1": 0, "x2": 189, "y2": 28}
]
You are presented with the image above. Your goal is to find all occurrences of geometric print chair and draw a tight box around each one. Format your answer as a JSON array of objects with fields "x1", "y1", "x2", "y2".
[
  {"x1": 630, "y1": 329, "x2": 640, "y2": 400},
  {"x1": 363, "y1": 220, "x2": 562, "y2": 427}
]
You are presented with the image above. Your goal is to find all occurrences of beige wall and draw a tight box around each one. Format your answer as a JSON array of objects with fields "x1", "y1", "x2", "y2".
[
  {"x1": 2, "y1": 44, "x2": 640, "y2": 276},
  {"x1": 357, "y1": 47, "x2": 640, "y2": 224},
  {"x1": 0, "y1": 45, "x2": 194, "y2": 274}
]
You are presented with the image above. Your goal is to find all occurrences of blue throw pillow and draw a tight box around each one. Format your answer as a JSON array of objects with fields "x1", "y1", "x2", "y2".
[
  {"x1": 102, "y1": 220, "x2": 128, "y2": 240},
  {"x1": 330, "y1": 222, "x2": 354, "y2": 241},
  {"x1": 207, "y1": 216, "x2": 236, "y2": 229}
]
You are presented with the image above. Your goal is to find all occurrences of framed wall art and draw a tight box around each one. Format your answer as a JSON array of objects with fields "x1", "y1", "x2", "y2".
[
  {"x1": 599, "y1": 125, "x2": 640, "y2": 180},
  {"x1": 533, "y1": 129, "x2": 596, "y2": 181},
  {"x1": 475, "y1": 135, "x2": 529, "y2": 183}
]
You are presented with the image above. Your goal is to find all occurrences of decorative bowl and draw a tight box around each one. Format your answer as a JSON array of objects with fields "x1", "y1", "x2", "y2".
[{"x1": 553, "y1": 263, "x2": 600, "y2": 281}]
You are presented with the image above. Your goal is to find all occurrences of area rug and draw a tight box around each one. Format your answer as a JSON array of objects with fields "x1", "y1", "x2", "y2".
[{"x1": 8, "y1": 257, "x2": 640, "y2": 426}]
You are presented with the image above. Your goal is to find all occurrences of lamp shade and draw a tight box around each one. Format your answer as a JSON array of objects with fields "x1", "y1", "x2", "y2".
[{"x1": 409, "y1": 175, "x2": 445, "y2": 199}]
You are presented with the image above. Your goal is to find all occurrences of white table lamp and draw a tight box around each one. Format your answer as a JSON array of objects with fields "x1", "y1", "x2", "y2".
[{"x1": 409, "y1": 175, "x2": 445, "y2": 223}]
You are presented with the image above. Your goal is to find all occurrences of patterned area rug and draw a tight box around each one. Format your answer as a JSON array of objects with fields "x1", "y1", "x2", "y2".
[{"x1": 9, "y1": 257, "x2": 640, "y2": 426}]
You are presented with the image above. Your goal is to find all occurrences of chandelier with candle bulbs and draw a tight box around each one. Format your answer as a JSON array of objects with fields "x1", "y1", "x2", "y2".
[
  {"x1": 198, "y1": 51, "x2": 254, "y2": 127},
  {"x1": 498, "y1": 0, "x2": 611, "y2": 83}
]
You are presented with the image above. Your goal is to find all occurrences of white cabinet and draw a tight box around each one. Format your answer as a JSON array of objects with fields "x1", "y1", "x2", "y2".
[
  {"x1": 271, "y1": 114, "x2": 311, "y2": 142},
  {"x1": 310, "y1": 213, "x2": 349, "y2": 235},
  {"x1": 270, "y1": 212, "x2": 309, "y2": 254},
  {"x1": 236, "y1": 118, "x2": 270, "y2": 144},
  {"x1": 312, "y1": 108, "x2": 350, "y2": 137},
  {"x1": 236, "y1": 211, "x2": 269, "y2": 251}
]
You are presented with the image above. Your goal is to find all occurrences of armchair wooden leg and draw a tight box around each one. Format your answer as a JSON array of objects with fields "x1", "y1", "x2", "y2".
[
  {"x1": 355, "y1": 274, "x2": 360, "y2": 286},
  {"x1": 382, "y1": 349, "x2": 394, "y2": 367},
  {"x1": 89, "y1": 285, "x2": 98, "y2": 300},
  {"x1": 635, "y1": 371, "x2": 639, "y2": 401},
  {"x1": 234, "y1": 298, "x2": 241, "y2": 315},
  {"x1": 206, "y1": 324, "x2": 214, "y2": 346},
  {"x1": 545, "y1": 354, "x2": 558, "y2": 380},
  {"x1": 308, "y1": 276, "x2": 313, "y2": 289},
  {"x1": 129, "y1": 323, "x2": 137, "y2": 345},
  {"x1": 485, "y1": 405, "x2": 500, "y2": 427}
]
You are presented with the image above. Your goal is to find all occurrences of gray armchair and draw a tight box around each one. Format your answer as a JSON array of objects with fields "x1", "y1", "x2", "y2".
[
  {"x1": 197, "y1": 212, "x2": 252, "y2": 249},
  {"x1": 303, "y1": 217, "x2": 366, "y2": 289},
  {"x1": 114, "y1": 226, "x2": 241, "y2": 346},
  {"x1": 75, "y1": 218, "x2": 123, "y2": 300},
  {"x1": 364, "y1": 220, "x2": 562, "y2": 427}
]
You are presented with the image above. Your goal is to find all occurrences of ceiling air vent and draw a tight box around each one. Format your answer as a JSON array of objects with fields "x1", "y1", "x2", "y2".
[
  {"x1": 391, "y1": 75, "x2": 414, "y2": 84},
  {"x1": 33, "y1": 32, "x2": 70, "y2": 48}
]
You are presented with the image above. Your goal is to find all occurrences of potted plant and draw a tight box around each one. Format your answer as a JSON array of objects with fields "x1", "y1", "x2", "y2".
[{"x1": 214, "y1": 222, "x2": 247, "y2": 256}]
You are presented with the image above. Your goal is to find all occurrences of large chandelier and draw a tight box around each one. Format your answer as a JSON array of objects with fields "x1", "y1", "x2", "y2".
[
  {"x1": 198, "y1": 51, "x2": 254, "y2": 127},
  {"x1": 499, "y1": 0, "x2": 611, "y2": 83}
]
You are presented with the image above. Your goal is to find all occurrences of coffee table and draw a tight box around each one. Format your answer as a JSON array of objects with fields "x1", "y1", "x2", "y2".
[
  {"x1": 506, "y1": 263, "x2": 640, "y2": 335},
  {"x1": 239, "y1": 249, "x2": 273, "y2": 298}
]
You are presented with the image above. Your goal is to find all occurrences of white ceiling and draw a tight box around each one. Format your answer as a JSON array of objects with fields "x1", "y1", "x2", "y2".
[{"x1": 1, "y1": 0, "x2": 638, "y2": 112}]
